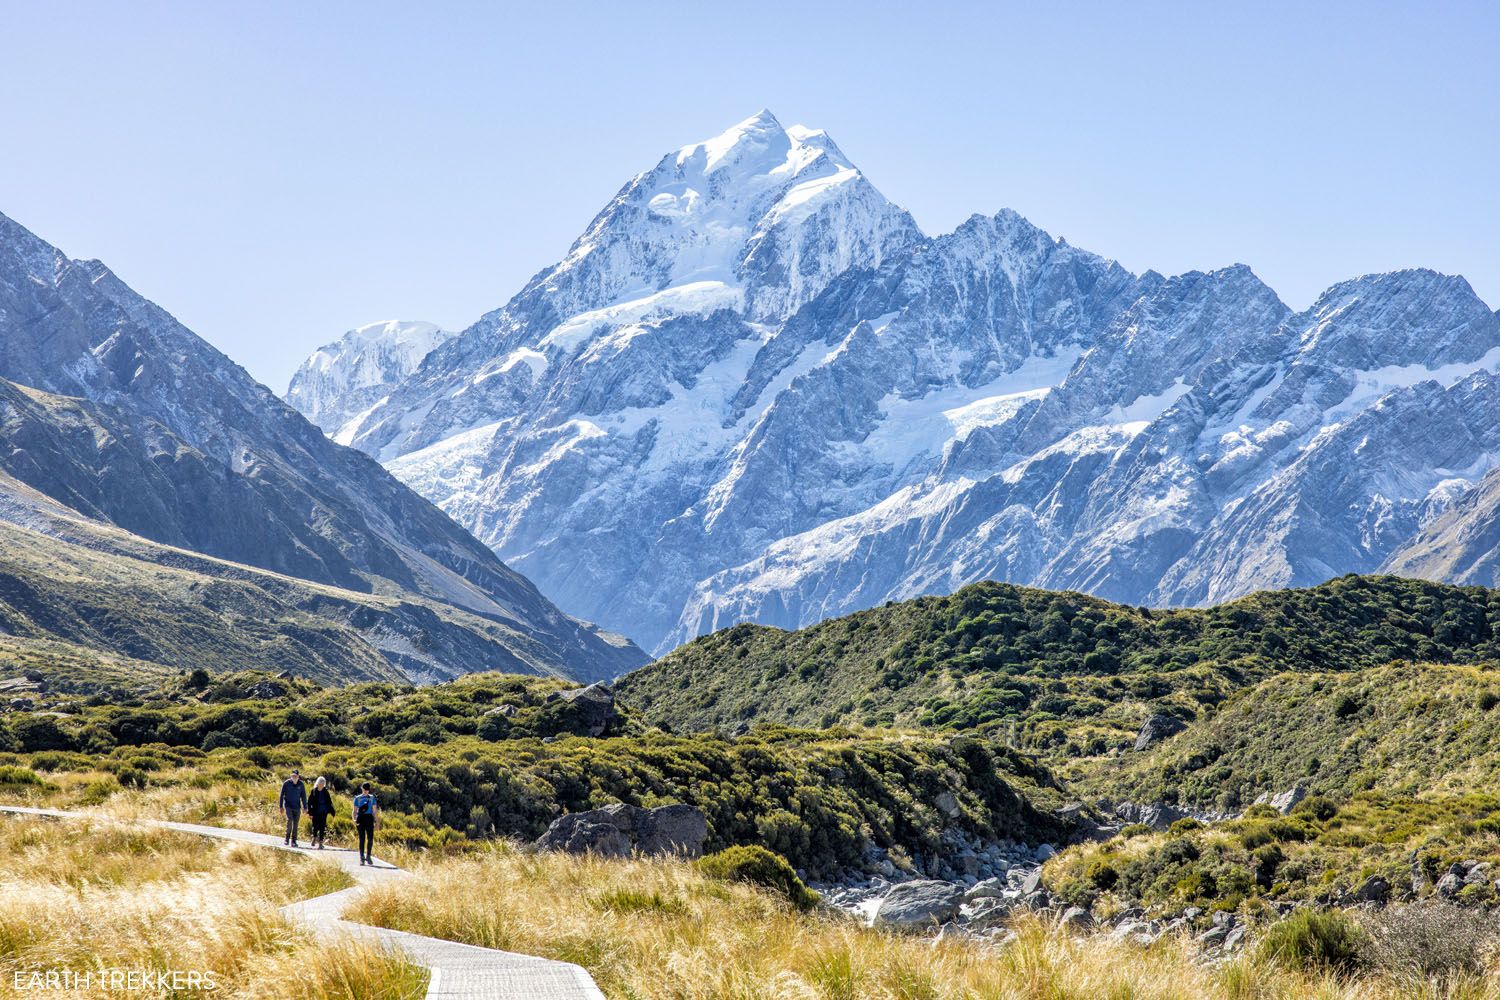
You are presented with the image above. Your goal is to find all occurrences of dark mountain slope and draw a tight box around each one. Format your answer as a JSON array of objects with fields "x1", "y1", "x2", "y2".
[{"x1": 0, "y1": 212, "x2": 644, "y2": 681}]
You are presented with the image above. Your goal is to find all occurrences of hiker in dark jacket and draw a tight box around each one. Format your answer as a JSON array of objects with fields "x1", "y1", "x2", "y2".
[
  {"x1": 307, "y1": 776, "x2": 334, "y2": 850},
  {"x1": 352, "y1": 782, "x2": 379, "y2": 866},
  {"x1": 279, "y1": 769, "x2": 308, "y2": 847}
]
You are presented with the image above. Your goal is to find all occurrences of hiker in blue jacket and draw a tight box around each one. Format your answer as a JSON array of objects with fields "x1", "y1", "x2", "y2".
[
  {"x1": 352, "y1": 782, "x2": 379, "y2": 865},
  {"x1": 279, "y1": 768, "x2": 308, "y2": 847}
]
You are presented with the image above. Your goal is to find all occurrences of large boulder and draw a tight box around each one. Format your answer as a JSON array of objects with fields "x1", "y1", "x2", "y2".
[
  {"x1": 535, "y1": 817, "x2": 633, "y2": 858},
  {"x1": 873, "y1": 880, "x2": 965, "y2": 929},
  {"x1": 1134, "y1": 713, "x2": 1186, "y2": 751},
  {"x1": 555, "y1": 682, "x2": 622, "y2": 737},
  {"x1": 535, "y1": 802, "x2": 707, "y2": 859}
]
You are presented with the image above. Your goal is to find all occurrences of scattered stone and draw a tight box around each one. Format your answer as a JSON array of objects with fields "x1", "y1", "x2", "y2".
[
  {"x1": 965, "y1": 876, "x2": 1007, "y2": 900},
  {"x1": 247, "y1": 680, "x2": 288, "y2": 699},
  {"x1": 1135, "y1": 713, "x2": 1186, "y2": 751},
  {"x1": 932, "y1": 922, "x2": 974, "y2": 943},
  {"x1": 1112, "y1": 801, "x2": 1189, "y2": 831},
  {"x1": 1020, "y1": 870, "x2": 1045, "y2": 895},
  {"x1": 1112, "y1": 920, "x2": 1155, "y2": 945},
  {"x1": 1352, "y1": 875, "x2": 1390, "y2": 904},
  {"x1": 1223, "y1": 925, "x2": 1248, "y2": 950},
  {"x1": 934, "y1": 790, "x2": 962, "y2": 818},
  {"x1": 1059, "y1": 906, "x2": 1094, "y2": 930},
  {"x1": 873, "y1": 880, "x2": 965, "y2": 929},
  {"x1": 1198, "y1": 926, "x2": 1228, "y2": 947},
  {"x1": 1436, "y1": 872, "x2": 1464, "y2": 898},
  {"x1": 1033, "y1": 843, "x2": 1057, "y2": 862},
  {"x1": 535, "y1": 802, "x2": 707, "y2": 859},
  {"x1": 1253, "y1": 784, "x2": 1307, "y2": 815},
  {"x1": 965, "y1": 898, "x2": 1012, "y2": 929}
]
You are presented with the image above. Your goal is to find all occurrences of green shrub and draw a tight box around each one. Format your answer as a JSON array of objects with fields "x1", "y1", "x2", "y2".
[
  {"x1": 1119, "y1": 823, "x2": 1153, "y2": 839},
  {"x1": 1243, "y1": 804, "x2": 1280, "y2": 819},
  {"x1": 1086, "y1": 858, "x2": 1119, "y2": 890},
  {"x1": 591, "y1": 887, "x2": 687, "y2": 915},
  {"x1": 1291, "y1": 796, "x2": 1339, "y2": 822},
  {"x1": 114, "y1": 766, "x2": 148, "y2": 790},
  {"x1": 1168, "y1": 817, "x2": 1204, "y2": 835},
  {"x1": 697, "y1": 845, "x2": 819, "y2": 910},
  {"x1": 0, "y1": 765, "x2": 45, "y2": 788},
  {"x1": 1258, "y1": 909, "x2": 1366, "y2": 973}
]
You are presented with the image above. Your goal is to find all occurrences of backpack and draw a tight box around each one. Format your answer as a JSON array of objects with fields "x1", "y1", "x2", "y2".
[{"x1": 356, "y1": 794, "x2": 373, "y2": 818}]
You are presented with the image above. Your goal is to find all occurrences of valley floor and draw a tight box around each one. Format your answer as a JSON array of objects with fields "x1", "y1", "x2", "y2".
[{"x1": 3, "y1": 788, "x2": 1499, "y2": 999}]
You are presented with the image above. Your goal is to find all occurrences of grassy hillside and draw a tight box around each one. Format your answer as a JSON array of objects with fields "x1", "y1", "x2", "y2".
[
  {"x1": 1094, "y1": 661, "x2": 1500, "y2": 809},
  {"x1": 347, "y1": 841, "x2": 1486, "y2": 1000},
  {"x1": 619, "y1": 575, "x2": 1500, "y2": 756}
]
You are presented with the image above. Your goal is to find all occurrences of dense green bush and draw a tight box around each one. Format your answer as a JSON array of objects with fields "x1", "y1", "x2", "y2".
[
  {"x1": 0, "y1": 668, "x2": 1067, "y2": 879},
  {"x1": 1258, "y1": 909, "x2": 1366, "y2": 974},
  {"x1": 698, "y1": 845, "x2": 819, "y2": 910},
  {"x1": 0, "y1": 765, "x2": 46, "y2": 788},
  {"x1": 1085, "y1": 858, "x2": 1119, "y2": 890}
]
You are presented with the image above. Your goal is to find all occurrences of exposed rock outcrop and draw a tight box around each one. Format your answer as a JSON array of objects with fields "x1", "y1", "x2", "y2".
[{"x1": 534, "y1": 803, "x2": 707, "y2": 859}]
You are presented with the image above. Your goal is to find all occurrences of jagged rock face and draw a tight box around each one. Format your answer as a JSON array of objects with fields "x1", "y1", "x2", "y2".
[
  {"x1": 0, "y1": 212, "x2": 645, "y2": 681},
  {"x1": 285, "y1": 320, "x2": 453, "y2": 439},
  {"x1": 288, "y1": 112, "x2": 1500, "y2": 654}
]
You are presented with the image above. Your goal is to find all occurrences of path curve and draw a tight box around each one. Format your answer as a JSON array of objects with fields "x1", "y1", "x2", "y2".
[{"x1": 0, "y1": 805, "x2": 606, "y2": 1000}]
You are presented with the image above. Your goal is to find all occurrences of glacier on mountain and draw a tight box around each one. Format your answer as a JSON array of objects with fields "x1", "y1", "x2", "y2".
[{"x1": 285, "y1": 112, "x2": 1500, "y2": 654}]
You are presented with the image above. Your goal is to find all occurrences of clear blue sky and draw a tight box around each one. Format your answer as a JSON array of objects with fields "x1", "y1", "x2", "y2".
[{"x1": 4, "y1": 1, "x2": 1497, "y2": 390}]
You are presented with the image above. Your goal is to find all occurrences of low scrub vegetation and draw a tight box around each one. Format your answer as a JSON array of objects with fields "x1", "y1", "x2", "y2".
[
  {"x1": 697, "y1": 844, "x2": 819, "y2": 910},
  {"x1": 621, "y1": 575, "x2": 1500, "y2": 761},
  {"x1": 1050, "y1": 792, "x2": 1500, "y2": 909},
  {"x1": 0, "y1": 671, "x2": 1062, "y2": 879},
  {"x1": 1099, "y1": 661, "x2": 1500, "y2": 808}
]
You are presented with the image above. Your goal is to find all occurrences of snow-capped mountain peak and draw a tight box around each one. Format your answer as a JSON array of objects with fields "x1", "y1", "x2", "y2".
[
  {"x1": 535, "y1": 109, "x2": 921, "y2": 331},
  {"x1": 285, "y1": 320, "x2": 453, "y2": 436}
]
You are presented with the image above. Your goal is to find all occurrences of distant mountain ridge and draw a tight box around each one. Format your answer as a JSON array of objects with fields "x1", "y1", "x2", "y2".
[
  {"x1": 286, "y1": 111, "x2": 1500, "y2": 653},
  {"x1": 0, "y1": 211, "x2": 644, "y2": 682},
  {"x1": 286, "y1": 320, "x2": 454, "y2": 440}
]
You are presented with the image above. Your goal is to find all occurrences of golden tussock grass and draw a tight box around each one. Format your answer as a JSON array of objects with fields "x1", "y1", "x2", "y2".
[
  {"x1": 346, "y1": 843, "x2": 1500, "y2": 1000},
  {"x1": 0, "y1": 816, "x2": 426, "y2": 999}
]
